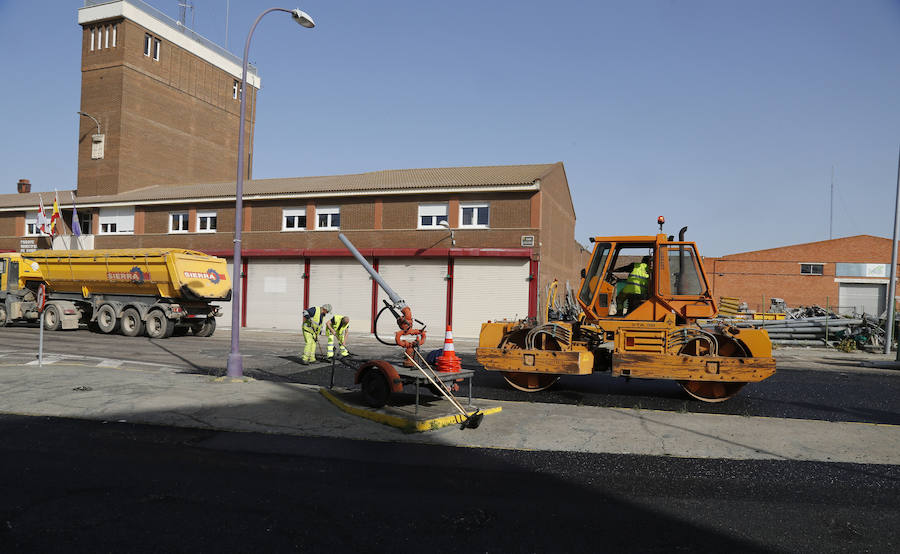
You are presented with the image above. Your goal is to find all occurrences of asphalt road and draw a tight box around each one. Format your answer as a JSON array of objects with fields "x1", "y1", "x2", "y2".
[
  {"x1": 2, "y1": 324, "x2": 899, "y2": 425},
  {"x1": 2, "y1": 414, "x2": 897, "y2": 553}
]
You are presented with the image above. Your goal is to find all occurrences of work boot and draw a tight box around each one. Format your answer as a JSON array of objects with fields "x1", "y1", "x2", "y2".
[
  {"x1": 300, "y1": 359, "x2": 310, "y2": 366},
  {"x1": 325, "y1": 354, "x2": 333, "y2": 360}
]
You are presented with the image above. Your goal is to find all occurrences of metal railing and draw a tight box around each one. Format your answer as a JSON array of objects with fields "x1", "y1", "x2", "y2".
[{"x1": 83, "y1": 0, "x2": 257, "y2": 74}]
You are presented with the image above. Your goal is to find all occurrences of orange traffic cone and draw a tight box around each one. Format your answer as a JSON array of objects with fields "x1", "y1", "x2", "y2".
[{"x1": 435, "y1": 325, "x2": 462, "y2": 373}]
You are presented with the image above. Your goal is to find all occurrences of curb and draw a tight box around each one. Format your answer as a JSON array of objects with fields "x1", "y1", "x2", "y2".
[
  {"x1": 860, "y1": 361, "x2": 900, "y2": 370},
  {"x1": 319, "y1": 387, "x2": 502, "y2": 433}
]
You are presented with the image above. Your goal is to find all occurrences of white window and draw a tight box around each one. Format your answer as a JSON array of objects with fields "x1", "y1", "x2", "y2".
[
  {"x1": 90, "y1": 27, "x2": 95, "y2": 51},
  {"x1": 169, "y1": 212, "x2": 189, "y2": 233},
  {"x1": 104, "y1": 25, "x2": 109, "y2": 49},
  {"x1": 24, "y1": 213, "x2": 40, "y2": 236},
  {"x1": 418, "y1": 203, "x2": 449, "y2": 229},
  {"x1": 233, "y1": 80, "x2": 239, "y2": 100},
  {"x1": 112, "y1": 24, "x2": 117, "y2": 48},
  {"x1": 800, "y1": 263, "x2": 824, "y2": 275},
  {"x1": 282, "y1": 208, "x2": 307, "y2": 231},
  {"x1": 316, "y1": 206, "x2": 340, "y2": 230},
  {"x1": 459, "y1": 202, "x2": 489, "y2": 228},
  {"x1": 144, "y1": 34, "x2": 151, "y2": 56},
  {"x1": 153, "y1": 38, "x2": 161, "y2": 61},
  {"x1": 197, "y1": 211, "x2": 217, "y2": 233},
  {"x1": 98, "y1": 206, "x2": 134, "y2": 235}
]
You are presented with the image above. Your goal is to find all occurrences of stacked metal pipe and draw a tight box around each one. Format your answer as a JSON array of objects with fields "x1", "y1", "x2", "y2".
[{"x1": 700, "y1": 314, "x2": 884, "y2": 347}]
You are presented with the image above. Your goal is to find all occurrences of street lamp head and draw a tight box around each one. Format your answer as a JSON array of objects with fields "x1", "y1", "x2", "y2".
[
  {"x1": 437, "y1": 220, "x2": 456, "y2": 245},
  {"x1": 291, "y1": 9, "x2": 315, "y2": 28}
]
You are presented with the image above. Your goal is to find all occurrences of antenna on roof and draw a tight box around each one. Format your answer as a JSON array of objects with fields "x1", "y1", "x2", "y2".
[
  {"x1": 177, "y1": 0, "x2": 195, "y2": 28},
  {"x1": 829, "y1": 165, "x2": 834, "y2": 240}
]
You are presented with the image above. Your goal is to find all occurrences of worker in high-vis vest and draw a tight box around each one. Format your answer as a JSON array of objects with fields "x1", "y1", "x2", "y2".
[
  {"x1": 300, "y1": 303, "x2": 331, "y2": 364},
  {"x1": 325, "y1": 314, "x2": 350, "y2": 359},
  {"x1": 615, "y1": 256, "x2": 651, "y2": 316}
]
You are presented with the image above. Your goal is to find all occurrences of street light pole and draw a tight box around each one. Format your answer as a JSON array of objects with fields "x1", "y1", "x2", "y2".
[
  {"x1": 227, "y1": 7, "x2": 315, "y2": 378},
  {"x1": 77, "y1": 111, "x2": 101, "y2": 135},
  {"x1": 885, "y1": 144, "x2": 900, "y2": 355}
]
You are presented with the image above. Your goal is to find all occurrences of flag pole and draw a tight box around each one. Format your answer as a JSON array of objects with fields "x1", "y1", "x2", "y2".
[{"x1": 70, "y1": 191, "x2": 82, "y2": 250}]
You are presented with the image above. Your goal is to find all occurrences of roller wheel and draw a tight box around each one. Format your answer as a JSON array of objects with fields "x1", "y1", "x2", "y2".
[
  {"x1": 496, "y1": 329, "x2": 561, "y2": 393},
  {"x1": 120, "y1": 307, "x2": 144, "y2": 337},
  {"x1": 678, "y1": 380, "x2": 746, "y2": 403},
  {"x1": 194, "y1": 318, "x2": 216, "y2": 337},
  {"x1": 501, "y1": 372, "x2": 560, "y2": 392},
  {"x1": 0, "y1": 304, "x2": 8, "y2": 327},
  {"x1": 96, "y1": 305, "x2": 119, "y2": 334},
  {"x1": 145, "y1": 310, "x2": 174, "y2": 339},
  {"x1": 42, "y1": 305, "x2": 62, "y2": 331},
  {"x1": 677, "y1": 335, "x2": 748, "y2": 403},
  {"x1": 361, "y1": 370, "x2": 390, "y2": 408}
]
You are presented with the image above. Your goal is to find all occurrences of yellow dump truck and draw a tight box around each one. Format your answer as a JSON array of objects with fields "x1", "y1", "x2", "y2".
[{"x1": 0, "y1": 248, "x2": 231, "y2": 338}]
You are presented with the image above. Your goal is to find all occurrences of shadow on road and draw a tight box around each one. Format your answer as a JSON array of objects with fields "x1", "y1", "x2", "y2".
[{"x1": 0, "y1": 413, "x2": 800, "y2": 553}]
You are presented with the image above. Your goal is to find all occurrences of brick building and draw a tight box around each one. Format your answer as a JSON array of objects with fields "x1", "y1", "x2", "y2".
[
  {"x1": 0, "y1": 0, "x2": 588, "y2": 337},
  {"x1": 1, "y1": 164, "x2": 585, "y2": 337},
  {"x1": 706, "y1": 235, "x2": 897, "y2": 317}
]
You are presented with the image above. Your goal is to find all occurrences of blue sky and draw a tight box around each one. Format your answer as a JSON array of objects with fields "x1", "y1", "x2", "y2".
[{"x1": 0, "y1": 0, "x2": 898, "y2": 256}]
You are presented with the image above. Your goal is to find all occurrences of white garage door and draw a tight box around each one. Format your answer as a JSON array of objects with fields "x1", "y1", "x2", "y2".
[
  {"x1": 309, "y1": 258, "x2": 374, "y2": 332},
  {"x1": 216, "y1": 260, "x2": 235, "y2": 329},
  {"x1": 376, "y1": 259, "x2": 448, "y2": 340},
  {"x1": 839, "y1": 283, "x2": 886, "y2": 317},
  {"x1": 452, "y1": 258, "x2": 530, "y2": 337},
  {"x1": 245, "y1": 258, "x2": 305, "y2": 329}
]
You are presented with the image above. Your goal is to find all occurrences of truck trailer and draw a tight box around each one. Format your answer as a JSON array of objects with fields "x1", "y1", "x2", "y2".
[{"x1": 0, "y1": 248, "x2": 231, "y2": 338}]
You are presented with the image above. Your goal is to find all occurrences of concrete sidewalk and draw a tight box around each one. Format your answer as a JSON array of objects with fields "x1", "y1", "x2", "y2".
[{"x1": 1, "y1": 358, "x2": 898, "y2": 465}]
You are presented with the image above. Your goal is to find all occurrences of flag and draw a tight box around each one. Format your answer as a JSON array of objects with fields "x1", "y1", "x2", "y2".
[
  {"x1": 50, "y1": 192, "x2": 61, "y2": 236},
  {"x1": 36, "y1": 196, "x2": 49, "y2": 235},
  {"x1": 71, "y1": 193, "x2": 82, "y2": 237}
]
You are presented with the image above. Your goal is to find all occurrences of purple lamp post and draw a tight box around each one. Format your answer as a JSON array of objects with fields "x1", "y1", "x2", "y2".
[{"x1": 227, "y1": 8, "x2": 315, "y2": 378}]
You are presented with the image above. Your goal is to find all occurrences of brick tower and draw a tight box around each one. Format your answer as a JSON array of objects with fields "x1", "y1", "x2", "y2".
[{"x1": 76, "y1": 0, "x2": 260, "y2": 197}]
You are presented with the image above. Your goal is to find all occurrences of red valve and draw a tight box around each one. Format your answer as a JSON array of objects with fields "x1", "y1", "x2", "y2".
[{"x1": 394, "y1": 306, "x2": 426, "y2": 366}]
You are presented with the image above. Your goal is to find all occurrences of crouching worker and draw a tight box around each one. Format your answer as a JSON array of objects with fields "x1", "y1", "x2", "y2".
[
  {"x1": 301, "y1": 303, "x2": 331, "y2": 364},
  {"x1": 326, "y1": 314, "x2": 350, "y2": 359}
]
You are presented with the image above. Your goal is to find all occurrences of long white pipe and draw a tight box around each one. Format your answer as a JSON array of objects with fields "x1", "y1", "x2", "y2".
[{"x1": 338, "y1": 233, "x2": 405, "y2": 307}]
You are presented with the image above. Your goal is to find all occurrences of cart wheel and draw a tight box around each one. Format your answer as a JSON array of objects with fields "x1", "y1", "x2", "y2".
[{"x1": 361, "y1": 369, "x2": 390, "y2": 408}]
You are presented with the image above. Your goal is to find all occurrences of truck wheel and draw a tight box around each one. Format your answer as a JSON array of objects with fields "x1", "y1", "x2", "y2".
[
  {"x1": 0, "y1": 305, "x2": 8, "y2": 327},
  {"x1": 120, "y1": 307, "x2": 144, "y2": 337},
  {"x1": 43, "y1": 305, "x2": 62, "y2": 332},
  {"x1": 194, "y1": 318, "x2": 216, "y2": 338},
  {"x1": 361, "y1": 369, "x2": 391, "y2": 408},
  {"x1": 95, "y1": 305, "x2": 118, "y2": 334},
  {"x1": 146, "y1": 310, "x2": 174, "y2": 339}
]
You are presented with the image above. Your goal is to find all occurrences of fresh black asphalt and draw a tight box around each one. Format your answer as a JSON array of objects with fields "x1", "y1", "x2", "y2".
[{"x1": 1, "y1": 414, "x2": 898, "y2": 553}]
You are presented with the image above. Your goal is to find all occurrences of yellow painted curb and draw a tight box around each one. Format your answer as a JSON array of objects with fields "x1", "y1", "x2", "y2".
[{"x1": 319, "y1": 388, "x2": 501, "y2": 432}]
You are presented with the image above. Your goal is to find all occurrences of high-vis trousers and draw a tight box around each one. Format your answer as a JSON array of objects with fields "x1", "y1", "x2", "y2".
[
  {"x1": 326, "y1": 327, "x2": 349, "y2": 358},
  {"x1": 302, "y1": 326, "x2": 318, "y2": 362}
]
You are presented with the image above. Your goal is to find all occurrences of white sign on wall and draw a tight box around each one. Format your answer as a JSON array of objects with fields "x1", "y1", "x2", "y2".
[
  {"x1": 264, "y1": 276, "x2": 287, "y2": 293},
  {"x1": 19, "y1": 239, "x2": 37, "y2": 253},
  {"x1": 91, "y1": 134, "x2": 105, "y2": 159}
]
